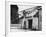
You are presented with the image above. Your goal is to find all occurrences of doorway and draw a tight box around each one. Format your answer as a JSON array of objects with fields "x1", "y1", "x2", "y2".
[{"x1": 28, "y1": 19, "x2": 32, "y2": 30}]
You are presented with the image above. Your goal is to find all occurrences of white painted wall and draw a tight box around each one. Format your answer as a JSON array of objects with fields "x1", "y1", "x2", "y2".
[{"x1": 32, "y1": 17, "x2": 38, "y2": 29}]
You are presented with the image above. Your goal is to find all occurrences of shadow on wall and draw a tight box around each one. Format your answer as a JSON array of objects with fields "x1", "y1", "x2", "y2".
[{"x1": 11, "y1": 5, "x2": 19, "y2": 24}]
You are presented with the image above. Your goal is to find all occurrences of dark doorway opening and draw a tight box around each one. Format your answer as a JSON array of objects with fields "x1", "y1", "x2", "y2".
[{"x1": 28, "y1": 19, "x2": 32, "y2": 30}]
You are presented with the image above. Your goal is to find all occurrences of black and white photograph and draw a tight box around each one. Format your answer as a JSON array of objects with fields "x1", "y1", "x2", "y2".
[
  {"x1": 5, "y1": 0, "x2": 46, "y2": 37},
  {"x1": 10, "y1": 3, "x2": 42, "y2": 32},
  {"x1": 0, "y1": 0, "x2": 46, "y2": 37}
]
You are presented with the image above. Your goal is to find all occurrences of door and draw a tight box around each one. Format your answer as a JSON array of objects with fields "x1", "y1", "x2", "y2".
[{"x1": 28, "y1": 19, "x2": 32, "y2": 30}]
